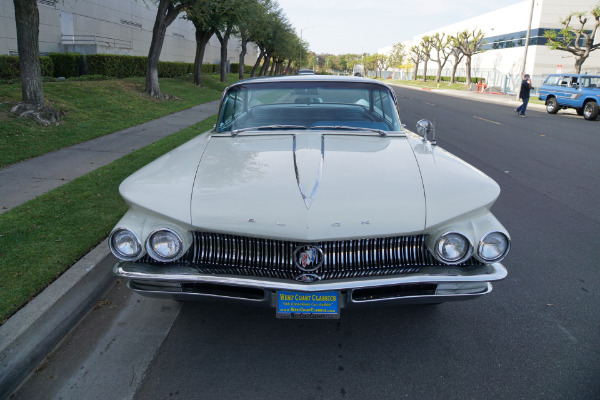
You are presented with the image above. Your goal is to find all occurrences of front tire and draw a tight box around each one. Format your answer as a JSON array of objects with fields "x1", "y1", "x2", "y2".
[
  {"x1": 576, "y1": 108, "x2": 584, "y2": 116},
  {"x1": 546, "y1": 97, "x2": 559, "y2": 114},
  {"x1": 583, "y1": 101, "x2": 599, "y2": 121}
]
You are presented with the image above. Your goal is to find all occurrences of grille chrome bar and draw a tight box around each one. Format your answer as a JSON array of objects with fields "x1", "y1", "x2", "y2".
[{"x1": 140, "y1": 232, "x2": 482, "y2": 281}]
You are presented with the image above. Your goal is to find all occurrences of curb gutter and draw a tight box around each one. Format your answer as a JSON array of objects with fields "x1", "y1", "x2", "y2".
[{"x1": 0, "y1": 240, "x2": 115, "y2": 399}]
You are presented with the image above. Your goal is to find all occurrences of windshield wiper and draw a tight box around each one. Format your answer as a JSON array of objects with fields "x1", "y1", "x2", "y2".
[
  {"x1": 230, "y1": 125, "x2": 308, "y2": 136},
  {"x1": 311, "y1": 125, "x2": 387, "y2": 137}
]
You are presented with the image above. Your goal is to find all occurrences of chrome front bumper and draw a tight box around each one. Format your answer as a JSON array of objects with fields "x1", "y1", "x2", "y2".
[{"x1": 113, "y1": 262, "x2": 507, "y2": 307}]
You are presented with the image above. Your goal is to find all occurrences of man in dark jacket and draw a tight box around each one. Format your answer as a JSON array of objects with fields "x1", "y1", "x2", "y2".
[{"x1": 515, "y1": 74, "x2": 533, "y2": 117}]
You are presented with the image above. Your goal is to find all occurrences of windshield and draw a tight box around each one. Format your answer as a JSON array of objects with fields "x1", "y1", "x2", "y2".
[{"x1": 216, "y1": 81, "x2": 401, "y2": 133}]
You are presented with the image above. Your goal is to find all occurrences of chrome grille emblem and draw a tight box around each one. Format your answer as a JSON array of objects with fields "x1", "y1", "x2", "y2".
[{"x1": 294, "y1": 245, "x2": 324, "y2": 272}]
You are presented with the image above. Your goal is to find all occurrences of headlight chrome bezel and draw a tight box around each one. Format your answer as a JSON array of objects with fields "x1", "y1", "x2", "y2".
[
  {"x1": 109, "y1": 228, "x2": 143, "y2": 261},
  {"x1": 434, "y1": 231, "x2": 473, "y2": 265},
  {"x1": 477, "y1": 231, "x2": 511, "y2": 263},
  {"x1": 146, "y1": 228, "x2": 185, "y2": 262}
]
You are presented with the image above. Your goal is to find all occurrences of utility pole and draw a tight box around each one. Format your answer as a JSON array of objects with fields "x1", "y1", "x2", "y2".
[{"x1": 517, "y1": 0, "x2": 535, "y2": 98}]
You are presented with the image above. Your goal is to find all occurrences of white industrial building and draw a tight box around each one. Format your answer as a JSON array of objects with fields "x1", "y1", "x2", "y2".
[
  {"x1": 385, "y1": 0, "x2": 600, "y2": 93},
  {"x1": 0, "y1": 0, "x2": 258, "y2": 67}
]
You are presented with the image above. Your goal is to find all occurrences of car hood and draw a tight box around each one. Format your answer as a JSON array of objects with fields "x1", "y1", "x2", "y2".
[
  {"x1": 121, "y1": 131, "x2": 500, "y2": 242},
  {"x1": 190, "y1": 133, "x2": 425, "y2": 241}
]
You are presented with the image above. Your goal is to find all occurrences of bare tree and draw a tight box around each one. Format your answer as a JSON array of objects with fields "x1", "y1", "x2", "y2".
[
  {"x1": 419, "y1": 36, "x2": 434, "y2": 82},
  {"x1": 454, "y1": 29, "x2": 485, "y2": 87},
  {"x1": 409, "y1": 45, "x2": 424, "y2": 81},
  {"x1": 544, "y1": 5, "x2": 600, "y2": 73},
  {"x1": 10, "y1": 0, "x2": 59, "y2": 125},
  {"x1": 430, "y1": 33, "x2": 452, "y2": 83}
]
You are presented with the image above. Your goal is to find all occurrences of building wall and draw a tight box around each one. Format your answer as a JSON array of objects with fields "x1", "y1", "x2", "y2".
[
  {"x1": 388, "y1": 0, "x2": 600, "y2": 91},
  {"x1": 0, "y1": 0, "x2": 258, "y2": 66}
]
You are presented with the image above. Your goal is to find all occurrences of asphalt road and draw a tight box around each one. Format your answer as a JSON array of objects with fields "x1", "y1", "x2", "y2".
[{"x1": 12, "y1": 87, "x2": 600, "y2": 400}]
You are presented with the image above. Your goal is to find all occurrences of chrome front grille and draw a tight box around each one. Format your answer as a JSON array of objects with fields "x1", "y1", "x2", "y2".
[{"x1": 136, "y1": 232, "x2": 482, "y2": 281}]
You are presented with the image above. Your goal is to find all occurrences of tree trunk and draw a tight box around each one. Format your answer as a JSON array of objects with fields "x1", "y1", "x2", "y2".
[
  {"x1": 412, "y1": 61, "x2": 419, "y2": 80},
  {"x1": 422, "y1": 59, "x2": 429, "y2": 82},
  {"x1": 239, "y1": 37, "x2": 248, "y2": 80},
  {"x1": 11, "y1": 0, "x2": 59, "y2": 125},
  {"x1": 450, "y1": 63, "x2": 459, "y2": 84},
  {"x1": 285, "y1": 60, "x2": 292, "y2": 75},
  {"x1": 145, "y1": 0, "x2": 181, "y2": 98},
  {"x1": 193, "y1": 28, "x2": 213, "y2": 86},
  {"x1": 260, "y1": 54, "x2": 270, "y2": 76},
  {"x1": 465, "y1": 56, "x2": 472, "y2": 87},
  {"x1": 251, "y1": 47, "x2": 265, "y2": 77},
  {"x1": 268, "y1": 57, "x2": 276, "y2": 76},
  {"x1": 14, "y1": 0, "x2": 43, "y2": 107},
  {"x1": 574, "y1": 56, "x2": 585, "y2": 74},
  {"x1": 215, "y1": 26, "x2": 233, "y2": 83}
]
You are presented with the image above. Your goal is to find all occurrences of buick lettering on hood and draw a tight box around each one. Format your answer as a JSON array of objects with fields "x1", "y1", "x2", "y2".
[{"x1": 110, "y1": 76, "x2": 509, "y2": 319}]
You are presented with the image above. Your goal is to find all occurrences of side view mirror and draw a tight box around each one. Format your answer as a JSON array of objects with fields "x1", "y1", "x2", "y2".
[{"x1": 416, "y1": 119, "x2": 436, "y2": 145}]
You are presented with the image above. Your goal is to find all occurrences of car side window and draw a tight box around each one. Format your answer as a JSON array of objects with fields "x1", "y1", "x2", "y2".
[{"x1": 544, "y1": 76, "x2": 560, "y2": 86}]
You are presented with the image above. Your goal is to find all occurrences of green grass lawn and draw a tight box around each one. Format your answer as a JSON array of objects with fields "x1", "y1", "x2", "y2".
[
  {"x1": 0, "y1": 74, "x2": 238, "y2": 169},
  {"x1": 0, "y1": 116, "x2": 216, "y2": 324}
]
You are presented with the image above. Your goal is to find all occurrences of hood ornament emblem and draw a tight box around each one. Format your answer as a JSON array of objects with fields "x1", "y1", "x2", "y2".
[{"x1": 293, "y1": 135, "x2": 324, "y2": 209}]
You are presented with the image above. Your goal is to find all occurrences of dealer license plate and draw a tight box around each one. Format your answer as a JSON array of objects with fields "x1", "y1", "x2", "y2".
[{"x1": 276, "y1": 290, "x2": 339, "y2": 319}]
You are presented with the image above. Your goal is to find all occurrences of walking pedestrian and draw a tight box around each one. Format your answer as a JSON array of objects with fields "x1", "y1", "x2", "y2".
[{"x1": 515, "y1": 74, "x2": 533, "y2": 117}]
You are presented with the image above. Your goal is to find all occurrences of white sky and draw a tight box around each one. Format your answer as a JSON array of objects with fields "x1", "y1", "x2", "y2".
[{"x1": 276, "y1": 0, "x2": 524, "y2": 55}]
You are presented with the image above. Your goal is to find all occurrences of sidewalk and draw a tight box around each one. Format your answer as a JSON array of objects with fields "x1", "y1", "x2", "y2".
[{"x1": 0, "y1": 100, "x2": 219, "y2": 398}]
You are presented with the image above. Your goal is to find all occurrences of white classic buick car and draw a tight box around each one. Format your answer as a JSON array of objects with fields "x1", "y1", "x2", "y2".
[{"x1": 110, "y1": 76, "x2": 509, "y2": 319}]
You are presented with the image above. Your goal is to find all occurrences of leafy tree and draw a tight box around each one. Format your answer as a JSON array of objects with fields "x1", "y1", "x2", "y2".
[
  {"x1": 145, "y1": 0, "x2": 196, "y2": 98},
  {"x1": 544, "y1": 5, "x2": 600, "y2": 73},
  {"x1": 375, "y1": 53, "x2": 389, "y2": 78},
  {"x1": 429, "y1": 32, "x2": 452, "y2": 83},
  {"x1": 237, "y1": 0, "x2": 271, "y2": 79},
  {"x1": 454, "y1": 29, "x2": 485, "y2": 86},
  {"x1": 388, "y1": 42, "x2": 406, "y2": 71},
  {"x1": 185, "y1": 0, "x2": 218, "y2": 87},
  {"x1": 10, "y1": 0, "x2": 59, "y2": 125}
]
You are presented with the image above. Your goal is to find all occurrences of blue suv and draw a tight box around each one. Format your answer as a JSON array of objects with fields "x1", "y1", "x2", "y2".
[{"x1": 538, "y1": 74, "x2": 600, "y2": 121}]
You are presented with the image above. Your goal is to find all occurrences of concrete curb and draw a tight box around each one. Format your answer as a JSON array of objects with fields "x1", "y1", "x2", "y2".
[{"x1": 0, "y1": 240, "x2": 116, "y2": 399}]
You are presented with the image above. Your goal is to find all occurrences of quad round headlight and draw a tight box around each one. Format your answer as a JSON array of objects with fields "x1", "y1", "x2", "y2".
[
  {"x1": 109, "y1": 229, "x2": 142, "y2": 261},
  {"x1": 478, "y1": 232, "x2": 510, "y2": 262},
  {"x1": 435, "y1": 232, "x2": 472, "y2": 264},
  {"x1": 146, "y1": 229, "x2": 184, "y2": 262}
]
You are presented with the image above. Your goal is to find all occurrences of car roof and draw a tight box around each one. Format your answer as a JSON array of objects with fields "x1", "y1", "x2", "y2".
[{"x1": 229, "y1": 75, "x2": 393, "y2": 89}]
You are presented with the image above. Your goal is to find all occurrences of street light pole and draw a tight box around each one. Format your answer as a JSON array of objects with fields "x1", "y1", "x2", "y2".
[{"x1": 299, "y1": 26, "x2": 313, "y2": 71}]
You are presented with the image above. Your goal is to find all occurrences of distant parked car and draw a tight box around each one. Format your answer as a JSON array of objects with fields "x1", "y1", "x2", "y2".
[
  {"x1": 538, "y1": 74, "x2": 600, "y2": 121},
  {"x1": 298, "y1": 69, "x2": 315, "y2": 75}
]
